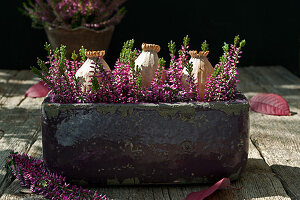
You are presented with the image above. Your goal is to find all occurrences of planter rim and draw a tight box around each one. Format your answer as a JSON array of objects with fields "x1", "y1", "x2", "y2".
[
  {"x1": 44, "y1": 25, "x2": 114, "y2": 34},
  {"x1": 43, "y1": 93, "x2": 248, "y2": 107}
]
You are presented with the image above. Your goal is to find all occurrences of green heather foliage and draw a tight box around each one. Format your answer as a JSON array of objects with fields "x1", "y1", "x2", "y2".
[
  {"x1": 168, "y1": 40, "x2": 176, "y2": 56},
  {"x1": 201, "y1": 40, "x2": 209, "y2": 52}
]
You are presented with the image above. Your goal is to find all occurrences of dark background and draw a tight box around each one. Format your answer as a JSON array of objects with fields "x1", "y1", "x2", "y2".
[{"x1": 1, "y1": 0, "x2": 300, "y2": 76}]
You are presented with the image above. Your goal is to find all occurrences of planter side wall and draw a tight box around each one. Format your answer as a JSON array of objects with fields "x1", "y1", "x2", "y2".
[{"x1": 41, "y1": 95, "x2": 249, "y2": 185}]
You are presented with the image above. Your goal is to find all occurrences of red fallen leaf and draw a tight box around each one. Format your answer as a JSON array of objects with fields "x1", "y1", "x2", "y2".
[
  {"x1": 25, "y1": 81, "x2": 50, "y2": 98},
  {"x1": 185, "y1": 178, "x2": 231, "y2": 200},
  {"x1": 249, "y1": 93, "x2": 290, "y2": 116}
]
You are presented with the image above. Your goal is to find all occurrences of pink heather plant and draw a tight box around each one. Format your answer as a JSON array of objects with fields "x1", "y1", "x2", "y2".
[
  {"x1": 204, "y1": 36, "x2": 246, "y2": 102},
  {"x1": 85, "y1": 39, "x2": 142, "y2": 103},
  {"x1": 31, "y1": 43, "x2": 85, "y2": 103},
  {"x1": 5, "y1": 151, "x2": 108, "y2": 200},
  {"x1": 148, "y1": 36, "x2": 199, "y2": 103},
  {"x1": 21, "y1": 0, "x2": 126, "y2": 30},
  {"x1": 31, "y1": 35, "x2": 245, "y2": 104}
]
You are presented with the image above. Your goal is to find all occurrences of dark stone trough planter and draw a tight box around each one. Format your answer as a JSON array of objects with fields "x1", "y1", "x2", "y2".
[{"x1": 41, "y1": 93, "x2": 249, "y2": 185}]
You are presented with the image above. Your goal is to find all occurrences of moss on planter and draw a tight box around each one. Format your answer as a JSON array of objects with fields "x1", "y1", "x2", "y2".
[
  {"x1": 204, "y1": 102, "x2": 249, "y2": 116},
  {"x1": 43, "y1": 101, "x2": 248, "y2": 132}
]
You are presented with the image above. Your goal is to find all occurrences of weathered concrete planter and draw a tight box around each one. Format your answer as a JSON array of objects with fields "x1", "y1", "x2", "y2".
[{"x1": 41, "y1": 93, "x2": 249, "y2": 185}]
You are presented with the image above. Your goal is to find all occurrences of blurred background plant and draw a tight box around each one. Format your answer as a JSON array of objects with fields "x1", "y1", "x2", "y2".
[
  {"x1": 21, "y1": 0, "x2": 126, "y2": 30},
  {"x1": 19, "y1": 0, "x2": 127, "y2": 59}
]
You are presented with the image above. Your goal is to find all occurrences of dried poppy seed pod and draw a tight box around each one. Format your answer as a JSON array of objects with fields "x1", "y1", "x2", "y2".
[
  {"x1": 135, "y1": 43, "x2": 160, "y2": 87},
  {"x1": 75, "y1": 50, "x2": 111, "y2": 93},
  {"x1": 182, "y1": 50, "x2": 214, "y2": 100}
]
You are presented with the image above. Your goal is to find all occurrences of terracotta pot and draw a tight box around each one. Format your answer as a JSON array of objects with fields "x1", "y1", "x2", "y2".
[{"x1": 44, "y1": 26, "x2": 115, "y2": 57}]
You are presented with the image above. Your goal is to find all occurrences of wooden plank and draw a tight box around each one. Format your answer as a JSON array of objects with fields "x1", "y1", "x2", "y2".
[
  {"x1": 0, "y1": 70, "x2": 42, "y2": 197},
  {"x1": 151, "y1": 187, "x2": 171, "y2": 200},
  {"x1": 0, "y1": 70, "x2": 18, "y2": 85},
  {"x1": 0, "y1": 68, "x2": 49, "y2": 199},
  {"x1": 253, "y1": 66, "x2": 300, "y2": 109},
  {"x1": 206, "y1": 141, "x2": 290, "y2": 200},
  {"x1": 0, "y1": 113, "x2": 41, "y2": 196},
  {"x1": 250, "y1": 115, "x2": 300, "y2": 199},
  {"x1": 237, "y1": 66, "x2": 268, "y2": 99},
  {"x1": 270, "y1": 66, "x2": 300, "y2": 84},
  {"x1": 0, "y1": 127, "x2": 42, "y2": 200},
  {"x1": 18, "y1": 98, "x2": 44, "y2": 110},
  {"x1": 0, "y1": 132, "x2": 44, "y2": 200},
  {"x1": 0, "y1": 70, "x2": 19, "y2": 106},
  {"x1": 240, "y1": 67, "x2": 300, "y2": 199},
  {"x1": 0, "y1": 70, "x2": 39, "y2": 108},
  {"x1": 27, "y1": 131, "x2": 43, "y2": 159}
]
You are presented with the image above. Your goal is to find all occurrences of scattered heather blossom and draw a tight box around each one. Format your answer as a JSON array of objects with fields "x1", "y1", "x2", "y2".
[
  {"x1": 5, "y1": 151, "x2": 108, "y2": 200},
  {"x1": 22, "y1": 0, "x2": 126, "y2": 30},
  {"x1": 204, "y1": 36, "x2": 246, "y2": 102}
]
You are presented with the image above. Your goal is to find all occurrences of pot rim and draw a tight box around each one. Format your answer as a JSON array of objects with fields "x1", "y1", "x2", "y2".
[
  {"x1": 44, "y1": 25, "x2": 115, "y2": 34},
  {"x1": 43, "y1": 92, "x2": 249, "y2": 107}
]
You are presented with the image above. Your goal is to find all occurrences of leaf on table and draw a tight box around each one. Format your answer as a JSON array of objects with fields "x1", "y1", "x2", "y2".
[
  {"x1": 25, "y1": 81, "x2": 50, "y2": 98},
  {"x1": 185, "y1": 178, "x2": 231, "y2": 200},
  {"x1": 249, "y1": 93, "x2": 290, "y2": 116}
]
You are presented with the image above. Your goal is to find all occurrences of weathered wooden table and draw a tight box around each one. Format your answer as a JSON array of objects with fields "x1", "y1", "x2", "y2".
[{"x1": 0, "y1": 66, "x2": 299, "y2": 200}]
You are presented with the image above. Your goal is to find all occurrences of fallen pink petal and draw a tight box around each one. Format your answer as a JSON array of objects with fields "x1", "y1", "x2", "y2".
[
  {"x1": 185, "y1": 178, "x2": 231, "y2": 200},
  {"x1": 25, "y1": 81, "x2": 50, "y2": 98}
]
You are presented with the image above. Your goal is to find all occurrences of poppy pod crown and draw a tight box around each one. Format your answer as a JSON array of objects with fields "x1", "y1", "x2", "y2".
[
  {"x1": 142, "y1": 43, "x2": 160, "y2": 53},
  {"x1": 189, "y1": 50, "x2": 209, "y2": 57},
  {"x1": 85, "y1": 50, "x2": 106, "y2": 58}
]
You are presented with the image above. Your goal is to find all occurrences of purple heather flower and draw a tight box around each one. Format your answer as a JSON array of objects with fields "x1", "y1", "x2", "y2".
[{"x1": 5, "y1": 152, "x2": 108, "y2": 200}]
